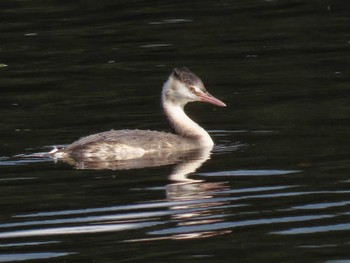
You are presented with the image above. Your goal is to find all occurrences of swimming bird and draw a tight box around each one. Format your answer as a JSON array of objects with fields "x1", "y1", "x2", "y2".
[{"x1": 52, "y1": 67, "x2": 226, "y2": 162}]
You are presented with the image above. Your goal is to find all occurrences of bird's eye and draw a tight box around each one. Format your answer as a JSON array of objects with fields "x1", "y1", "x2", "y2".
[{"x1": 189, "y1": 86, "x2": 197, "y2": 93}]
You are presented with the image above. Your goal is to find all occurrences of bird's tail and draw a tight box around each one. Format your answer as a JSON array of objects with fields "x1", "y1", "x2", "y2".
[
  {"x1": 13, "y1": 146, "x2": 67, "y2": 159},
  {"x1": 48, "y1": 146, "x2": 67, "y2": 159}
]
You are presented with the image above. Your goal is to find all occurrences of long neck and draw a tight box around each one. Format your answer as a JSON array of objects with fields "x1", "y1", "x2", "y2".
[{"x1": 162, "y1": 95, "x2": 214, "y2": 147}]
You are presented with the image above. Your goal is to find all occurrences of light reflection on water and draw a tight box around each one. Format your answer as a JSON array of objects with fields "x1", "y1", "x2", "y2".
[
  {"x1": 0, "y1": 128, "x2": 350, "y2": 262},
  {"x1": 0, "y1": 252, "x2": 75, "y2": 262},
  {"x1": 1, "y1": 0, "x2": 350, "y2": 262},
  {"x1": 0, "y1": 162, "x2": 349, "y2": 261},
  {"x1": 0, "y1": 163, "x2": 347, "y2": 242},
  {"x1": 1, "y1": 132, "x2": 350, "y2": 253}
]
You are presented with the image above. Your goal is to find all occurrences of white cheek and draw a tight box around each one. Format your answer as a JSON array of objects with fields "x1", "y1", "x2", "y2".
[{"x1": 176, "y1": 84, "x2": 197, "y2": 101}]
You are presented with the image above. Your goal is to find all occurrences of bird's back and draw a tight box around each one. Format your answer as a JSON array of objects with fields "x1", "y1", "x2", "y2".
[{"x1": 62, "y1": 129, "x2": 198, "y2": 161}]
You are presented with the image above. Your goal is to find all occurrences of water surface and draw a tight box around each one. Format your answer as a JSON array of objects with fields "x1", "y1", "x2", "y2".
[{"x1": 0, "y1": 0, "x2": 350, "y2": 262}]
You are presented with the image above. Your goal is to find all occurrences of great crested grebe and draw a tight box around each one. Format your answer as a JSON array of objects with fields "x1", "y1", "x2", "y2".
[{"x1": 51, "y1": 67, "x2": 226, "y2": 162}]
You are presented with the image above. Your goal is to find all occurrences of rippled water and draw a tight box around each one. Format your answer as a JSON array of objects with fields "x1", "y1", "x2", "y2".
[{"x1": 1, "y1": 0, "x2": 350, "y2": 262}]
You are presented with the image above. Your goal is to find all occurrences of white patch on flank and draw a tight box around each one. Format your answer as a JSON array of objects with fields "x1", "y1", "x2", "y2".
[{"x1": 83, "y1": 144, "x2": 147, "y2": 160}]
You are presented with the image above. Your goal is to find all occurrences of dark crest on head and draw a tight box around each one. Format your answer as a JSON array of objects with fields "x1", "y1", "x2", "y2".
[{"x1": 172, "y1": 67, "x2": 203, "y2": 87}]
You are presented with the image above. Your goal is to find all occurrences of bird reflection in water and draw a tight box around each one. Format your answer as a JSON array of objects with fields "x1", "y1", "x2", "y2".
[
  {"x1": 164, "y1": 180, "x2": 232, "y2": 240},
  {"x1": 12, "y1": 141, "x2": 233, "y2": 243},
  {"x1": 62, "y1": 144, "x2": 232, "y2": 241},
  {"x1": 61, "y1": 144, "x2": 212, "y2": 182},
  {"x1": 165, "y1": 161, "x2": 232, "y2": 240}
]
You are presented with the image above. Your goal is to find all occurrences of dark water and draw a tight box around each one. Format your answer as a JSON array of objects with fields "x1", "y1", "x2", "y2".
[{"x1": 1, "y1": 0, "x2": 350, "y2": 262}]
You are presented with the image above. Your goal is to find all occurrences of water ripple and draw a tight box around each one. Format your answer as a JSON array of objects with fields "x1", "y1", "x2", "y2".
[
  {"x1": 0, "y1": 252, "x2": 75, "y2": 262},
  {"x1": 199, "y1": 169, "x2": 301, "y2": 177},
  {"x1": 273, "y1": 222, "x2": 350, "y2": 235},
  {"x1": 291, "y1": 201, "x2": 350, "y2": 210},
  {"x1": 0, "y1": 222, "x2": 160, "y2": 239},
  {"x1": 149, "y1": 215, "x2": 334, "y2": 235}
]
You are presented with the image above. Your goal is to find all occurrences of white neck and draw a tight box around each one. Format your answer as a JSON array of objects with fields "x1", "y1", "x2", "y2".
[{"x1": 161, "y1": 80, "x2": 214, "y2": 146}]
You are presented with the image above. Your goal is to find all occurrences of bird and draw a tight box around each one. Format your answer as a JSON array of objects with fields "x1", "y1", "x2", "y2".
[{"x1": 51, "y1": 67, "x2": 226, "y2": 162}]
